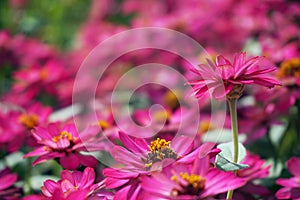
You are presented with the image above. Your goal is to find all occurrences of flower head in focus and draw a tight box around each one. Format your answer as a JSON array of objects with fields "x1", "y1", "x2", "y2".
[
  {"x1": 41, "y1": 167, "x2": 104, "y2": 200},
  {"x1": 141, "y1": 154, "x2": 246, "y2": 199},
  {"x1": 24, "y1": 122, "x2": 105, "y2": 169},
  {"x1": 189, "y1": 52, "x2": 281, "y2": 100}
]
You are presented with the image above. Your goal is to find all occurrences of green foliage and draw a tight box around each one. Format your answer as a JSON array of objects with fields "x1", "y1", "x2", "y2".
[{"x1": 0, "y1": 0, "x2": 91, "y2": 50}]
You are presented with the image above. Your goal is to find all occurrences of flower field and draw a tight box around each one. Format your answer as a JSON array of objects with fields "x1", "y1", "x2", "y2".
[{"x1": 1, "y1": 0, "x2": 300, "y2": 199}]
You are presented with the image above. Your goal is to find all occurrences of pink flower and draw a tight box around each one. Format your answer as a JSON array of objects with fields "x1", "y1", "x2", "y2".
[
  {"x1": 141, "y1": 154, "x2": 246, "y2": 199},
  {"x1": 104, "y1": 142, "x2": 218, "y2": 199},
  {"x1": 216, "y1": 152, "x2": 271, "y2": 199},
  {"x1": 189, "y1": 52, "x2": 281, "y2": 99},
  {"x1": 0, "y1": 102, "x2": 51, "y2": 152},
  {"x1": 0, "y1": 168, "x2": 21, "y2": 199},
  {"x1": 24, "y1": 122, "x2": 103, "y2": 169},
  {"x1": 41, "y1": 167, "x2": 104, "y2": 200},
  {"x1": 276, "y1": 157, "x2": 300, "y2": 199},
  {"x1": 111, "y1": 131, "x2": 194, "y2": 172}
]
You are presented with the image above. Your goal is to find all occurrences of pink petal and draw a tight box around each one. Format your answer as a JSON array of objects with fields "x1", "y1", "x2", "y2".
[
  {"x1": 78, "y1": 154, "x2": 98, "y2": 168},
  {"x1": 119, "y1": 131, "x2": 147, "y2": 153},
  {"x1": 110, "y1": 146, "x2": 145, "y2": 169},
  {"x1": 287, "y1": 157, "x2": 300, "y2": 177},
  {"x1": 78, "y1": 167, "x2": 95, "y2": 189},
  {"x1": 42, "y1": 180, "x2": 58, "y2": 196},
  {"x1": 105, "y1": 177, "x2": 129, "y2": 189},
  {"x1": 59, "y1": 154, "x2": 80, "y2": 170},
  {"x1": 0, "y1": 174, "x2": 17, "y2": 190}
]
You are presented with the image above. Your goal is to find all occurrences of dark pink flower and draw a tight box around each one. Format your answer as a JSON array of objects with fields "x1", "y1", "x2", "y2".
[
  {"x1": 41, "y1": 167, "x2": 104, "y2": 200},
  {"x1": 0, "y1": 102, "x2": 51, "y2": 152},
  {"x1": 0, "y1": 168, "x2": 21, "y2": 199},
  {"x1": 24, "y1": 122, "x2": 103, "y2": 169},
  {"x1": 111, "y1": 131, "x2": 194, "y2": 172},
  {"x1": 276, "y1": 157, "x2": 300, "y2": 199},
  {"x1": 189, "y1": 52, "x2": 281, "y2": 99},
  {"x1": 141, "y1": 154, "x2": 246, "y2": 199},
  {"x1": 217, "y1": 152, "x2": 271, "y2": 199},
  {"x1": 104, "y1": 142, "x2": 217, "y2": 200}
]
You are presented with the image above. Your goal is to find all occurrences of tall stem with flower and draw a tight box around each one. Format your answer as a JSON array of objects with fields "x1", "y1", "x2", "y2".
[{"x1": 189, "y1": 52, "x2": 281, "y2": 199}]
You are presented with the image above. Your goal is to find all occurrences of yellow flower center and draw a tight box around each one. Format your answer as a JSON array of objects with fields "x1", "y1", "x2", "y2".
[
  {"x1": 198, "y1": 120, "x2": 211, "y2": 135},
  {"x1": 52, "y1": 131, "x2": 73, "y2": 143},
  {"x1": 153, "y1": 110, "x2": 171, "y2": 123},
  {"x1": 143, "y1": 138, "x2": 177, "y2": 169},
  {"x1": 171, "y1": 173, "x2": 206, "y2": 196},
  {"x1": 39, "y1": 68, "x2": 48, "y2": 80},
  {"x1": 164, "y1": 90, "x2": 180, "y2": 109},
  {"x1": 98, "y1": 120, "x2": 110, "y2": 130},
  {"x1": 149, "y1": 138, "x2": 170, "y2": 151},
  {"x1": 277, "y1": 58, "x2": 300, "y2": 78},
  {"x1": 18, "y1": 114, "x2": 38, "y2": 129}
]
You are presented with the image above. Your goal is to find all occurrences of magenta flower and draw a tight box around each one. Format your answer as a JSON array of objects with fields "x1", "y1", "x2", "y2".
[
  {"x1": 216, "y1": 152, "x2": 271, "y2": 199},
  {"x1": 24, "y1": 122, "x2": 103, "y2": 169},
  {"x1": 276, "y1": 157, "x2": 300, "y2": 199},
  {"x1": 111, "y1": 131, "x2": 194, "y2": 172},
  {"x1": 103, "y1": 168, "x2": 150, "y2": 200},
  {"x1": 104, "y1": 142, "x2": 217, "y2": 199},
  {"x1": 141, "y1": 154, "x2": 246, "y2": 199},
  {"x1": 189, "y1": 52, "x2": 281, "y2": 99},
  {"x1": 41, "y1": 167, "x2": 103, "y2": 200},
  {"x1": 0, "y1": 103, "x2": 51, "y2": 153},
  {"x1": 0, "y1": 168, "x2": 21, "y2": 199}
]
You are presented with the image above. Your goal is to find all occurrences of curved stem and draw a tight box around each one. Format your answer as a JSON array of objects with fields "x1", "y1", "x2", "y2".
[{"x1": 226, "y1": 98, "x2": 239, "y2": 200}]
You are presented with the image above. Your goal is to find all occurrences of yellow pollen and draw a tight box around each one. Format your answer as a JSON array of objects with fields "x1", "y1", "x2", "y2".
[
  {"x1": 179, "y1": 173, "x2": 206, "y2": 189},
  {"x1": 277, "y1": 58, "x2": 300, "y2": 78},
  {"x1": 149, "y1": 138, "x2": 170, "y2": 152},
  {"x1": 153, "y1": 110, "x2": 171, "y2": 123},
  {"x1": 52, "y1": 131, "x2": 73, "y2": 143},
  {"x1": 198, "y1": 121, "x2": 211, "y2": 135},
  {"x1": 143, "y1": 138, "x2": 177, "y2": 169},
  {"x1": 18, "y1": 114, "x2": 38, "y2": 129},
  {"x1": 164, "y1": 90, "x2": 180, "y2": 109},
  {"x1": 43, "y1": 146, "x2": 49, "y2": 151},
  {"x1": 98, "y1": 120, "x2": 110, "y2": 130},
  {"x1": 39, "y1": 68, "x2": 48, "y2": 80}
]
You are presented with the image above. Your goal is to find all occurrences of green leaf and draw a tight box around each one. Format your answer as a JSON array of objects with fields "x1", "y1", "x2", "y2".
[{"x1": 216, "y1": 142, "x2": 249, "y2": 171}]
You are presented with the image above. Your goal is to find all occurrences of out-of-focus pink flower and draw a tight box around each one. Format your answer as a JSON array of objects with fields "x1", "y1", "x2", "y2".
[
  {"x1": 24, "y1": 122, "x2": 104, "y2": 169},
  {"x1": 141, "y1": 154, "x2": 246, "y2": 199},
  {"x1": 238, "y1": 103, "x2": 281, "y2": 142},
  {"x1": 189, "y1": 52, "x2": 281, "y2": 100},
  {"x1": 218, "y1": 152, "x2": 271, "y2": 199},
  {"x1": 41, "y1": 167, "x2": 104, "y2": 200},
  {"x1": 276, "y1": 157, "x2": 300, "y2": 199},
  {"x1": 276, "y1": 58, "x2": 300, "y2": 86},
  {"x1": 0, "y1": 168, "x2": 21, "y2": 199},
  {"x1": 0, "y1": 103, "x2": 51, "y2": 152},
  {"x1": 13, "y1": 60, "x2": 66, "y2": 98}
]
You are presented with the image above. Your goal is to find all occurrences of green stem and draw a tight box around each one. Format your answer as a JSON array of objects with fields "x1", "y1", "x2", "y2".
[{"x1": 226, "y1": 99, "x2": 239, "y2": 200}]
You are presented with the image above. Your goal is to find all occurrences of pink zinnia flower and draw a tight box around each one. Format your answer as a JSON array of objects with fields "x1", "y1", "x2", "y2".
[
  {"x1": 41, "y1": 167, "x2": 104, "y2": 200},
  {"x1": 216, "y1": 152, "x2": 271, "y2": 199},
  {"x1": 24, "y1": 122, "x2": 103, "y2": 169},
  {"x1": 276, "y1": 157, "x2": 300, "y2": 199},
  {"x1": 189, "y1": 52, "x2": 281, "y2": 99},
  {"x1": 141, "y1": 154, "x2": 246, "y2": 199},
  {"x1": 0, "y1": 168, "x2": 21, "y2": 199},
  {"x1": 111, "y1": 131, "x2": 194, "y2": 172},
  {"x1": 104, "y1": 142, "x2": 218, "y2": 199}
]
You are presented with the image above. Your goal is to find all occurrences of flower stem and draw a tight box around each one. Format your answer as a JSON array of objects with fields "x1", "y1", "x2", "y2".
[{"x1": 226, "y1": 98, "x2": 239, "y2": 200}]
